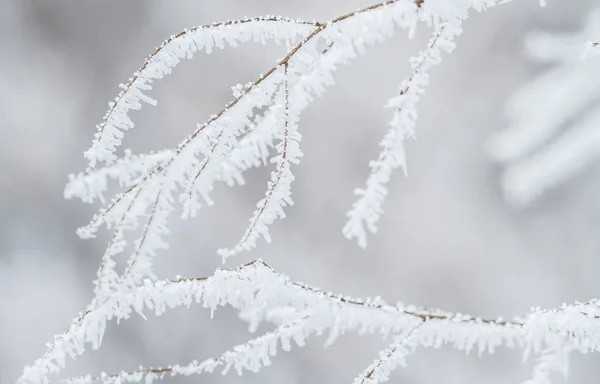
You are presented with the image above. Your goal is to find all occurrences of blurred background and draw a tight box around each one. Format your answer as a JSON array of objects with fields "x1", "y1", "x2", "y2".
[{"x1": 1, "y1": 0, "x2": 599, "y2": 383}]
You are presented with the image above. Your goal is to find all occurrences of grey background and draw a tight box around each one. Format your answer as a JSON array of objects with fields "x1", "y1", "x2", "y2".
[{"x1": 1, "y1": 1, "x2": 598, "y2": 383}]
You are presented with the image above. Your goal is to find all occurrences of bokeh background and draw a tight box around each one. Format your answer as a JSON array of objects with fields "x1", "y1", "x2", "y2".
[{"x1": 1, "y1": 1, "x2": 599, "y2": 383}]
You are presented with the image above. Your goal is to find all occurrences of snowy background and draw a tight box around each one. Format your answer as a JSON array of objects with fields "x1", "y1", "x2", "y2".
[{"x1": 1, "y1": 1, "x2": 599, "y2": 383}]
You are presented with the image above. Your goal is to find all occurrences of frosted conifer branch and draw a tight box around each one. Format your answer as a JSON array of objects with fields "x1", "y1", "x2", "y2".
[
  {"x1": 488, "y1": 7, "x2": 600, "y2": 164},
  {"x1": 500, "y1": 108, "x2": 600, "y2": 206},
  {"x1": 488, "y1": 8, "x2": 600, "y2": 205},
  {"x1": 344, "y1": 22, "x2": 460, "y2": 248}
]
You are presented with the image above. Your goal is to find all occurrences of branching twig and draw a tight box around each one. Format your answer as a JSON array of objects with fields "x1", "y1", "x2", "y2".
[{"x1": 21, "y1": 2, "x2": 586, "y2": 384}]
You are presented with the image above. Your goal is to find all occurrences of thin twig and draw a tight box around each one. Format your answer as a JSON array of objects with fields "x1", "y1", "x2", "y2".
[
  {"x1": 123, "y1": 191, "x2": 163, "y2": 277},
  {"x1": 93, "y1": 17, "x2": 324, "y2": 147},
  {"x1": 235, "y1": 64, "x2": 290, "y2": 249},
  {"x1": 64, "y1": 315, "x2": 311, "y2": 384},
  {"x1": 92, "y1": 0, "x2": 423, "y2": 223},
  {"x1": 359, "y1": 324, "x2": 422, "y2": 383}
]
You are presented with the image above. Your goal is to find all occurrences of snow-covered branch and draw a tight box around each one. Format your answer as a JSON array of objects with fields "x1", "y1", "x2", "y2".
[
  {"x1": 84, "y1": 17, "x2": 319, "y2": 167},
  {"x1": 18, "y1": 1, "x2": 596, "y2": 383},
  {"x1": 488, "y1": 8, "x2": 600, "y2": 205},
  {"x1": 65, "y1": 150, "x2": 173, "y2": 205},
  {"x1": 523, "y1": 339, "x2": 571, "y2": 384},
  {"x1": 45, "y1": 260, "x2": 599, "y2": 384},
  {"x1": 218, "y1": 65, "x2": 301, "y2": 260},
  {"x1": 353, "y1": 325, "x2": 421, "y2": 384},
  {"x1": 344, "y1": 22, "x2": 461, "y2": 248},
  {"x1": 64, "y1": 315, "x2": 314, "y2": 384}
]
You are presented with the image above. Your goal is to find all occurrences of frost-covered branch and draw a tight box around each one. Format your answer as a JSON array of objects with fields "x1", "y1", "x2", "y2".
[
  {"x1": 85, "y1": 17, "x2": 319, "y2": 167},
  {"x1": 218, "y1": 103, "x2": 281, "y2": 186},
  {"x1": 354, "y1": 325, "x2": 421, "y2": 384},
  {"x1": 44, "y1": 260, "x2": 599, "y2": 384},
  {"x1": 80, "y1": 0, "x2": 430, "y2": 252},
  {"x1": 64, "y1": 315, "x2": 313, "y2": 384},
  {"x1": 523, "y1": 339, "x2": 571, "y2": 384},
  {"x1": 500, "y1": 108, "x2": 600, "y2": 205},
  {"x1": 65, "y1": 150, "x2": 173, "y2": 204},
  {"x1": 344, "y1": 22, "x2": 461, "y2": 248},
  {"x1": 488, "y1": 8, "x2": 600, "y2": 205},
  {"x1": 218, "y1": 65, "x2": 302, "y2": 260},
  {"x1": 20, "y1": 1, "x2": 590, "y2": 383}
]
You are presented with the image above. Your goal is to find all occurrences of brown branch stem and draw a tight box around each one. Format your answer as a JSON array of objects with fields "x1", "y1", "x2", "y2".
[{"x1": 92, "y1": 0, "x2": 423, "y2": 222}]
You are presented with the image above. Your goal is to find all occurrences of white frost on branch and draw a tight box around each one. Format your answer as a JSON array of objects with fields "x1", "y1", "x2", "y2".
[
  {"x1": 353, "y1": 325, "x2": 421, "y2": 384},
  {"x1": 344, "y1": 22, "x2": 461, "y2": 248},
  {"x1": 121, "y1": 191, "x2": 173, "y2": 282},
  {"x1": 487, "y1": 8, "x2": 600, "y2": 206},
  {"x1": 65, "y1": 149, "x2": 173, "y2": 204},
  {"x1": 218, "y1": 0, "x2": 431, "y2": 257},
  {"x1": 523, "y1": 339, "x2": 570, "y2": 384},
  {"x1": 65, "y1": 315, "x2": 315, "y2": 384},
  {"x1": 219, "y1": 103, "x2": 282, "y2": 186},
  {"x1": 45, "y1": 261, "x2": 600, "y2": 384},
  {"x1": 178, "y1": 123, "x2": 225, "y2": 219},
  {"x1": 500, "y1": 108, "x2": 600, "y2": 206},
  {"x1": 177, "y1": 69, "x2": 285, "y2": 220},
  {"x1": 84, "y1": 18, "x2": 315, "y2": 167},
  {"x1": 81, "y1": 69, "x2": 284, "y2": 239},
  {"x1": 20, "y1": 1, "x2": 588, "y2": 384},
  {"x1": 217, "y1": 71, "x2": 301, "y2": 260}
]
